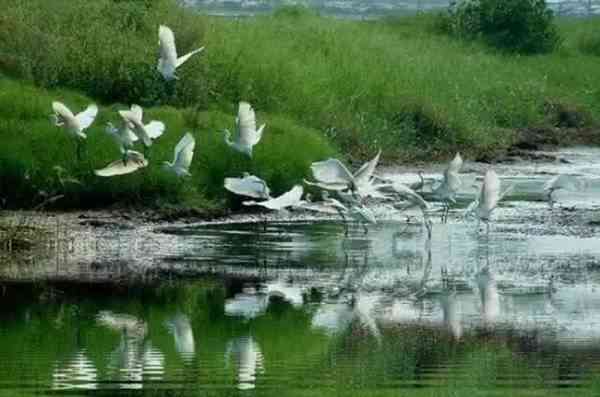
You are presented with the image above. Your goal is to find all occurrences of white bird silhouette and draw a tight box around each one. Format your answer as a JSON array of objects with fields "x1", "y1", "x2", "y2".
[
  {"x1": 162, "y1": 133, "x2": 195, "y2": 177},
  {"x1": 224, "y1": 173, "x2": 271, "y2": 199},
  {"x1": 105, "y1": 121, "x2": 139, "y2": 154},
  {"x1": 51, "y1": 101, "x2": 98, "y2": 160},
  {"x1": 118, "y1": 105, "x2": 165, "y2": 149},
  {"x1": 224, "y1": 102, "x2": 265, "y2": 157},
  {"x1": 543, "y1": 174, "x2": 587, "y2": 207},
  {"x1": 432, "y1": 152, "x2": 463, "y2": 222},
  {"x1": 243, "y1": 185, "x2": 305, "y2": 211},
  {"x1": 157, "y1": 25, "x2": 204, "y2": 81},
  {"x1": 165, "y1": 314, "x2": 195, "y2": 361},
  {"x1": 306, "y1": 150, "x2": 383, "y2": 198},
  {"x1": 94, "y1": 150, "x2": 148, "y2": 177}
]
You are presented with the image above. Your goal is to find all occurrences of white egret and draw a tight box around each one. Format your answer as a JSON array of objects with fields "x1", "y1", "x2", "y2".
[
  {"x1": 158, "y1": 25, "x2": 204, "y2": 81},
  {"x1": 118, "y1": 105, "x2": 165, "y2": 151},
  {"x1": 543, "y1": 174, "x2": 587, "y2": 207},
  {"x1": 306, "y1": 150, "x2": 384, "y2": 198},
  {"x1": 324, "y1": 192, "x2": 377, "y2": 235},
  {"x1": 224, "y1": 173, "x2": 271, "y2": 199},
  {"x1": 162, "y1": 132, "x2": 195, "y2": 177},
  {"x1": 224, "y1": 102, "x2": 265, "y2": 157},
  {"x1": 51, "y1": 101, "x2": 98, "y2": 160},
  {"x1": 432, "y1": 152, "x2": 463, "y2": 222},
  {"x1": 94, "y1": 150, "x2": 148, "y2": 177},
  {"x1": 105, "y1": 121, "x2": 138, "y2": 155},
  {"x1": 243, "y1": 185, "x2": 305, "y2": 211}
]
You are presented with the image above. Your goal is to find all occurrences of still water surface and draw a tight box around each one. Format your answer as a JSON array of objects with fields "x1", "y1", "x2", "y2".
[{"x1": 2, "y1": 148, "x2": 600, "y2": 395}]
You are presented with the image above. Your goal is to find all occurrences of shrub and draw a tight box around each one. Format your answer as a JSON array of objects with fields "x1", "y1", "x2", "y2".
[{"x1": 439, "y1": 0, "x2": 561, "y2": 54}]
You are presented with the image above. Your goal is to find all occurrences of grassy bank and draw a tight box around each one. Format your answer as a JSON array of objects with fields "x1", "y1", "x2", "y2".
[
  {"x1": 1, "y1": 0, "x2": 600, "y2": 209},
  {"x1": 0, "y1": 78, "x2": 336, "y2": 209}
]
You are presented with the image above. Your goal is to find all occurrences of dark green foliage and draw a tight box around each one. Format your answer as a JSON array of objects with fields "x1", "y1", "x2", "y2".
[{"x1": 439, "y1": 0, "x2": 561, "y2": 54}]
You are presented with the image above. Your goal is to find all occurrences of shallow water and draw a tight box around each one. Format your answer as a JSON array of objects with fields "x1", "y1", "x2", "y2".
[{"x1": 2, "y1": 147, "x2": 600, "y2": 395}]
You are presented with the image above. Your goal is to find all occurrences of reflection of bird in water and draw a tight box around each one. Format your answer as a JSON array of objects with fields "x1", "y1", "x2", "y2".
[
  {"x1": 52, "y1": 349, "x2": 98, "y2": 391},
  {"x1": 96, "y1": 311, "x2": 164, "y2": 389},
  {"x1": 225, "y1": 336, "x2": 265, "y2": 390},
  {"x1": 476, "y1": 266, "x2": 500, "y2": 326},
  {"x1": 312, "y1": 293, "x2": 381, "y2": 341},
  {"x1": 165, "y1": 313, "x2": 196, "y2": 363},
  {"x1": 440, "y1": 285, "x2": 463, "y2": 340}
]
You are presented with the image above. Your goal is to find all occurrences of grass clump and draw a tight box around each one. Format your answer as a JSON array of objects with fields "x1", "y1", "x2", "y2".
[{"x1": 0, "y1": 78, "x2": 337, "y2": 210}]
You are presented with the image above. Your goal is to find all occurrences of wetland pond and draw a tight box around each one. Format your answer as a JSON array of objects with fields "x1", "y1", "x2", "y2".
[{"x1": 2, "y1": 147, "x2": 600, "y2": 396}]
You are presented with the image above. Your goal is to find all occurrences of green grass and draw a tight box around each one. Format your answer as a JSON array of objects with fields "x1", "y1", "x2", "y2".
[{"x1": 0, "y1": 78, "x2": 336, "y2": 209}]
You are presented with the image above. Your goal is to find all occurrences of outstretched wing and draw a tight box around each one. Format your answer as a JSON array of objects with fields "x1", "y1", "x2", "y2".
[
  {"x1": 173, "y1": 132, "x2": 195, "y2": 171},
  {"x1": 75, "y1": 104, "x2": 98, "y2": 130},
  {"x1": 158, "y1": 25, "x2": 178, "y2": 68},
  {"x1": 145, "y1": 120, "x2": 165, "y2": 139},
  {"x1": 176, "y1": 47, "x2": 204, "y2": 68},
  {"x1": 52, "y1": 101, "x2": 75, "y2": 120},
  {"x1": 237, "y1": 102, "x2": 261, "y2": 146},
  {"x1": 353, "y1": 149, "x2": 381, "y2": 187},
  {"x1": 243, "y1": 185, "x2": 303, "y2": 210},
  {"x1": 119, "y1": 109, "x2": 151, "y2": 147},
  {"x1": 310, "y1": 158, "x2": 354, "y2": 186},
  {"x1": 94, "y1": 157, "x2": 148, "y2": 177},
  {"x1": 389, "y1": 182, "x2": 430, "y2": 210},
  {"x1": 225, "y1": 175, "x2": 271, "y2": 199}
]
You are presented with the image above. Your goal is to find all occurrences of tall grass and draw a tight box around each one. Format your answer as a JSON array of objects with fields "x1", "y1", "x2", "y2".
[
  {"x1": 3, "y1": 0, "x2": 600, "y2": 163},
  {"x1": 0, "y1": 78, "x2": 336, "y2": 209}
]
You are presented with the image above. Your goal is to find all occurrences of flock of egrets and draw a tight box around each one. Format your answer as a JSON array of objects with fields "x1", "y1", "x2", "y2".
[{"x1": 49, "y1": 24, "x2": 569, "y2": 234}]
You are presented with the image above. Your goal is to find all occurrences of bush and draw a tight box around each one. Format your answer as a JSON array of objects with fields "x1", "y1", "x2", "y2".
[{"x1": 439, "y1": 0, "x2": 561, "y2": 54}]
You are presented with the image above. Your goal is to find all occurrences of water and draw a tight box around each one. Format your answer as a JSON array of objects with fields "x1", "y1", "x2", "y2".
[
  {"x1": 182, "y1": 0, "x2": 600, "y2": 18},
  {"x1": 2, "y1": 147, "x2": 600, "y2": 395}
]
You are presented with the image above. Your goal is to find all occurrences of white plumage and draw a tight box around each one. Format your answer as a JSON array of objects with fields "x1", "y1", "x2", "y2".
[
  {"x1": 118, "y1": 105, "x2": 165, "y2": 148},
  {"x1": 243, "y1": 185, "x2": 304, "y2": 210},
  {"x1": 224, "y1": 173, "x2": 271, "y2": 199},
  {"x1": 163, "y1": 133, "x2": 195, "y2": 177},
  {"x1": 477, "y1": 169, "x2": 501, "y2": 221},
  {"x1": 224, "y1": 102, "x2": 266, "y2": 157},
  {"x1": 157, "y1": 25, "x2": 204, "y2": 81},
  {"x1": 52, "y1": 101, "x2": 98, "y2": 139},
  {"x1": 94, "y1": 150, "x2": 148, "y2": 177}
]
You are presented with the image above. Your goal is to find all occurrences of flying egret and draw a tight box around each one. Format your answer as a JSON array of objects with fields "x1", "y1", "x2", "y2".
[
  {"x1": 157, "y1": 25, "x2": 204, "y2": 81},
  {"x1": 243, "y1": 185, "x2": 305, "y2": 211},
  {"x1": 105, "y1": 121, "x2": 139, "y2": 156},
  {"x1": 305, "y1": 150, "x2": 384, "y2": 198},
  {"x1": 162, "y1": 133, "x2": 195, "y2": 177},
  {"x1": 51, "y1": 101, "x2": 98, "y2": 160},
  {"x1": 94, "y1": 150, "x2": 148, "y2": 177},
  {"x1": 432, "y1": 153, "x2": 463, "y2": 223},
  {"x1": 224, "y1": 173, "x2": 271, "y2": 199},
  {"x1": 543, "y1": 174, "x2": 586, "y2": 207},
  {"x1": 224, "y1": 102, "x2": 265, "y2": 157},
  {"x1": 323, "y1": 191, "x2": 377, "y2": 235},
  {"x1": 118, "y1": 105, "x2": 165, "y2": 155}
]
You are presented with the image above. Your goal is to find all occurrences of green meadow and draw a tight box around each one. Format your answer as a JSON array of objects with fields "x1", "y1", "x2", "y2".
[{"x1": 1, "y1": 0, "x2": 600, "y2": 210}]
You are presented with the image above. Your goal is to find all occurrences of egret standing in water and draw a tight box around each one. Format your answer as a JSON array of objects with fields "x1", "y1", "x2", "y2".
[
  {"x1": 224, "y1": 102, "x2": 265, "y2": 158},
  {"x1": 157, "y1": 25, "x2": 204, "y2": 81},
  {"x1": 162, "y1": 133, "x2": 195, "y2": 177},
  {"x1": 51, "y1": 101, "x2": 98, "y2": 160},
  {"x1": 433, "y1": 153, "x2": 463, "y2": 223}
]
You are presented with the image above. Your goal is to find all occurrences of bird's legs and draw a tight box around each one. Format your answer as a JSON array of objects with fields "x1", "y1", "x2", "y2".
[{"x1": 362, "y1": 222, "x2": 369, "y2": 235}]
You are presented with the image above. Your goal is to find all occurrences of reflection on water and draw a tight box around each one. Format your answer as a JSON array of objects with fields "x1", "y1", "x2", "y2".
[{"x1": 2, "y1": 147, "x2": 600, "y2": 393}]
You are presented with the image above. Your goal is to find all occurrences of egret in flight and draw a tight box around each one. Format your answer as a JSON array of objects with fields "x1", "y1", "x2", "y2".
[
  {"x1": 94, "y1": 150, "x2": 148, "y2": 177},
  {"x1": 224, "y1": 102, "x2": 265, "y2": 157},
  {"x1": 464, "y1": 169, "x2": 513, "y2": 232},
  {"x1": 305, "y1": 150, "x2": 384, "y2": 199},
  {"x1": 543, "y1": 174, "x2": 586, "y2": 207},
  {"x1": 162, "y1": 133, "x2": 195, "y2": 177},
  {"x1": 224, "y1": 173, "x2": 271, "y2": 199},
  {"x1": 118, "y1": 105, "x2": 165, "y2": 155},
  {"x1": 243, "y1": 185, "x2": 305, "y2": 211},
  {"x1": 433, "y1": 153, "x2": 463, "y2": 223},
  {"x1": 158, "y1": 25, "x2": 204, "y2": 81},
  {"x1": 51, "y1": 101, "x2": 98, "y2": 160}
]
